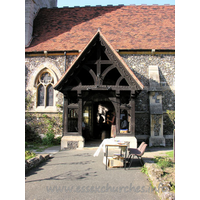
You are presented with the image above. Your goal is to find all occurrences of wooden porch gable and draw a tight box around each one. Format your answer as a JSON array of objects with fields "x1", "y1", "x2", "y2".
[{"x1": 54, "y1": 30, "x2": 144, "y2": 93}]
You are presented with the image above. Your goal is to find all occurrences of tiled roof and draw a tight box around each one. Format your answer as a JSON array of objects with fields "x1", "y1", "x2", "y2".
[{"x1": 25, "y1": 5, "x2": 175, "y2": 52}]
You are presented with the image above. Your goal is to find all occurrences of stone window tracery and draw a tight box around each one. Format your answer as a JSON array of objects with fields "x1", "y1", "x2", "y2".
[{"x1": 36, "y1": 70, "x2": 54, "y2": 107}]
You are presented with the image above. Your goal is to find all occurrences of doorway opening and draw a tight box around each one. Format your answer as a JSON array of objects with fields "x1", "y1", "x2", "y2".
[{"x1": 83, "y1": 97, "x2": 115, "y2": 145}]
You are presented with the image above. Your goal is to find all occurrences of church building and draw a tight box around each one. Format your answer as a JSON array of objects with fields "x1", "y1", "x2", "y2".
[{"x1": 25, "y1": 0, "x2": 175, "y2": 149}]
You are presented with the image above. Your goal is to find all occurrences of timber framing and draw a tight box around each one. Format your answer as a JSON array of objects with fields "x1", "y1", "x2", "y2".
[
  {"x1": 25, "y1": 51, "x2": 79, "y2": 57},
  {"x1": 25, "y1": 50, "x2": 175, "y2": 57},
  {"x1": 53, "y1": 30, "x2": 145, "y2": 138},
  {"x1": 54, "y1": 30, "x2": 144, "y2": 92}
]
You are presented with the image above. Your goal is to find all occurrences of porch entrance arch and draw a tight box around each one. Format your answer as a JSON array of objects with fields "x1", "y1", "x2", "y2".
[{"x1": 54, "y1": 30, "x2": 144, "y2": 149}]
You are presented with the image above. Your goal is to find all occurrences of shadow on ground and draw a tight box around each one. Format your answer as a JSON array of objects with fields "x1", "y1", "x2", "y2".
[{"x1": 25, "y1": 148, "x2": 160, "y2": 200}]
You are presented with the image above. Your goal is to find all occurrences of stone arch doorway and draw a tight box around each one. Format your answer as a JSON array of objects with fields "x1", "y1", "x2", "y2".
[{"x1": 82, "y1": 92, "x2": 115, "y2": 141}]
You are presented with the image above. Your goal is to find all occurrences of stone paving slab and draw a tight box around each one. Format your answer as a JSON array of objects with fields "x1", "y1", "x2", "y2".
[{"x1": 25, "y1": 148, "x2": 159, "y2": 200}]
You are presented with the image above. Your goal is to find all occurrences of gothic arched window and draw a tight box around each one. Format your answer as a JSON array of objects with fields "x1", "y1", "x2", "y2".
[
  {"x1": 36, "y1": 71, "x2": 54, "y2": 107},
  {"x1": 46, "y1": 84, "x2": 53, "y2": 106},
  {"x1": 37, "y1": 84, "x2": 44, "y2": 106}
]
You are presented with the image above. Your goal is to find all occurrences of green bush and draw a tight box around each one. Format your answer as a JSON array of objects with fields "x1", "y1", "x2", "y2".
[
  {"x1": 25, "y1": 124, "x2": 41, "y2": 143},
  {"x1": 53, "y1": 136, "x2": 62, "y2": 145},
  {"x1": 154, "y1": 156, "x2": 173, "y2": 170},
  {"x1": 141, "y1": 166, "x2": 148, "y2": 175},
  {"x1": 42, "y1": 115, "x2": 60, "y2": 145},
  {"x1": 42, "y1": 132, "x2": 55, "y2": 145}
]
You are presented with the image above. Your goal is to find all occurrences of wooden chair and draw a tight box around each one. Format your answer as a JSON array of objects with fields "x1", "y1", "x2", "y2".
[{"x1": 128, "y1": 143, "x2": 147, "y2": 168}]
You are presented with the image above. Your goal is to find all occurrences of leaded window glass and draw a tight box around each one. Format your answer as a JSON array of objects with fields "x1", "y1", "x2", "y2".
[
  {"x1": 47, "y1": 84, "x2": 53, "y2": 106},
  {"x1": 36, "y1": 70, "x2": 54, "y2": 107},
  {"x1": 68, "y1": 108, "x2": 78, "y2": 132},
  {"x1": 37, "y1": 85, "x2": 44, "y2": 106},
  {"x1": 41, "y1": 72, "x2": 52, "y2": 84}
]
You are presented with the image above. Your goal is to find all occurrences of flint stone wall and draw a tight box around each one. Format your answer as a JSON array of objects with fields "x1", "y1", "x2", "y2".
[
  {"x1": 121, "y1": 54, "x2": 175, "y2": 141},
  {"x1": 25, "y1": 154, "x2": 50, "y2": 173},
  {"x1": 25, "y1": 54, "x2": 175, "y2": 144},
  {"x1": 145, "y1": 163, "x2": 175, "y2": 200},
  {"x1": 25, "y1": 113, "x2": 63, "y2": 136}
]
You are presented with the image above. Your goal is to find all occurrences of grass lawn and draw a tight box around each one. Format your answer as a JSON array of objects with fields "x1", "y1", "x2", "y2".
[
  {"x1": 25, "y1": 142, "x2": 58, "y2": 152},
  {"x1": 142, "y1": 150, "x2": 175, "y2": 194},
  {"x1": 154, "y1": 151, "x2": 175, "y2": 193},
  {"x1": 25, "y1": 151, "x2": 36, "y2": 160},
  {"x1": 166, "y1": 150, "x2": 174, "y2": 159},
  {"x1": 25, "y1": 142, "x2": 59, "y2": 160}
]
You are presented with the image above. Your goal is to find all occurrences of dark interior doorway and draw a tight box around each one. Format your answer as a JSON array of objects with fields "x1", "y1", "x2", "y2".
[
  {"x1": 93, "y1": 101, "x2": 114, "y2": 139},
  {"x1": 83, "y1": 98, "x2": 115, "y2": 142}
]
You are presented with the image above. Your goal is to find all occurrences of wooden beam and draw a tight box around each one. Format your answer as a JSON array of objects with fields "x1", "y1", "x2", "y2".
[
  {"x1": 101, "y1": 65, "x2": 115, "y2": 78},
  {"x1": 116, "y1": 76, "x2": 124, "y2": 86},
  {"x1": 119, "y1": 51, "x2": 175, "y2": 55},
  {"x1": 97, "y1": 44, "x2": 101, "y2": 85},
  {"x1": 25, "y1": 50, "x2": 174, "y2": 57},
  {"x1": 78, "y1": 92, "x2": 83, "y2": 136},
  {"x1": 115, "y1": 91, "x2": 120, "y2": 135},
  {"x1": 25, "y1": 51, "x2": 79, "y2": 57},
  {"x1": 62, "y1": 85, "x2": 135, "y2": 92},
  {"x1": 63, "y1": 97, "x2": 68, "y2": 136},
  {"x1": 82, "y1": 65, "x2": 97, "y2": 84},
  {"x1": 130, "y1": 92, "x2": 135, "y2": 136},
  {"x1": 100, "y1": 60, "x2": 113, "y2": 64}
]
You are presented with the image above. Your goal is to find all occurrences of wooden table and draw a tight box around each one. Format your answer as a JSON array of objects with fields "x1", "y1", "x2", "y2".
[{"x1": 105, "y1": 143, "x2": 128, "y2": 170}]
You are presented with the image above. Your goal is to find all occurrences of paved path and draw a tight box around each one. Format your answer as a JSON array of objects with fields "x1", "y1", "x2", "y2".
[
  {"x1": 32, "y1": 145, "x2": 61, "y2": 155},
  {"x1": 26, "y1": 147, "x2": 160, "y2": 200}
]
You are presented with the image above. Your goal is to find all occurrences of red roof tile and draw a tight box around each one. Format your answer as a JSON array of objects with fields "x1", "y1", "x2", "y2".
[{"x1": 25, "y1": 5, "x2": 175, "y2": 52}]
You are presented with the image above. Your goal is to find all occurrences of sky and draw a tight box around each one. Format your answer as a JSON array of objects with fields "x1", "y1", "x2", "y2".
[{"x1": 57, "y1": 0, "x2": 175, "y2": 7}]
